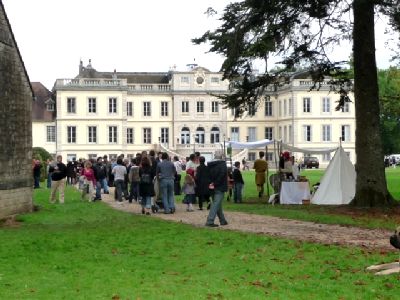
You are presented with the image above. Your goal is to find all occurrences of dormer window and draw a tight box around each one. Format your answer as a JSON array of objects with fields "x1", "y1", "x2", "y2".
[{"x1": 45, "y1": 99, "x2": 55, "y2": 111}]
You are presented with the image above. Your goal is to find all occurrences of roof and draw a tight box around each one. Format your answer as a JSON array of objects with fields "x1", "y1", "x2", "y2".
[{"x1": 31, "y1": 82, "x2": 56, "y2": 122}]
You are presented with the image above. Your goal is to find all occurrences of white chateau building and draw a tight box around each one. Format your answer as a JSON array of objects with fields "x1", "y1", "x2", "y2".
[{"x1": 34, "y1": 61, "x2": 356, "y2": 166}]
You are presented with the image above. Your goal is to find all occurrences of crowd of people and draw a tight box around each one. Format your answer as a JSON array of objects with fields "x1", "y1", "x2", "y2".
[{"x1": 38, "y1": 149, "x2": 270, "y2": 227}]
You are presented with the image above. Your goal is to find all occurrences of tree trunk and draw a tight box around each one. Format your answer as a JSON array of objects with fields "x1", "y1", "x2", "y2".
[{"x1": 351, "y1": 0, "x2": 393, "y2": 206}]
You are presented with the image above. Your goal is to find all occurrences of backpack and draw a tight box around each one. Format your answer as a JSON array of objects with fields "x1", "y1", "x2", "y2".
[
  {"x1": 141, "y1": 172, "x2": 152, "y2": 184},
  {"x1": 130, "y1": 166, "x2": 140, "y2": 182}
]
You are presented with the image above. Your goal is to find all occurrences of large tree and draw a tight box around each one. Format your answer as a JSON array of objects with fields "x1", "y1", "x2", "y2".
[{"x1": 194, "y1": 0, "x2": 400, "y2": 206}]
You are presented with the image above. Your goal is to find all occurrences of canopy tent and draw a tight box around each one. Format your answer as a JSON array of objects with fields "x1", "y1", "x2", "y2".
[
  {"x1": 280, "y1": 142, "x2": 337, "y2": 154},
  {"x1": 228, "y1": 139, "x2": 274, "y2": 150},
  {"x1": 311, "y1": 146, "x2": 356, "y2": 205}
]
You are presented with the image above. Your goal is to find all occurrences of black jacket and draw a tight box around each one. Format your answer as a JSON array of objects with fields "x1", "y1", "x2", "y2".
[
  {"x1": 93, "y1": 163, "x2": 107, "y2": 180},
  {"x1": 232, "y1": 168, "x2": 244, "y2": 184},
  {"x1": 51, "y1": 163, "x2": 67, "y2": 181},
  {"x1": 207, "y1": 160, "x2": 228, "y2": 192},
  {"x1": 195, "y1": 164, "x2": 211, "y2": 196}
]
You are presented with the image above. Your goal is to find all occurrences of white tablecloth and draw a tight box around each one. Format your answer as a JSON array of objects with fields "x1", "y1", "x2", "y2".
[{"x1": 280, "y1": 181, "x2": 311, "y2": 204}]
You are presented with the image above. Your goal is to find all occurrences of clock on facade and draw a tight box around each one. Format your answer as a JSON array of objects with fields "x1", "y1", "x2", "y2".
[{"x1": 196, "y1": 76, "x2": 204, "y2": 84}]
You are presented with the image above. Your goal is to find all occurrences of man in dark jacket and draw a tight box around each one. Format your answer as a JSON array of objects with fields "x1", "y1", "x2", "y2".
[
  {"x1": 93, "y1": 157, "x2": 109, "y2": 201},
  {"x1": 195, "y1": 156, "x2": 211, "y2": 210},
  {"x1": 49, "y1": 155, "x2": 67, "y2": 204},
  {"x1": 205, "y1": 152, "x2": 228, "y2": 227}
]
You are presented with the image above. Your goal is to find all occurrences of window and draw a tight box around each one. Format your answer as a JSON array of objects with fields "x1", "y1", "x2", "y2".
[
  {"x1": 288, "y1": 98, "x2": 293, "y2": 115},
  {"x1": 284, "y1": 99, "x2": 287, "y2": 116},
  {"x1": 88, "y1": 154, "x2": 97, "y2": 160},
  {"x1": 211, "y1": 101, "x2": 219, "y2": 113},
  {"x1": 46, "y1": 101, "x2": 55, "y2": 111},
  {"x1": 322, "y1": 125, "x2": 331, "y2": 141},
  {"x1": 197, "y1": 101, "x2": 204, "y2": 113},
  {"x1": 108, "y1": 126, "x2": 117, "y2": 143},
  {"x1": 278, "y1": 126, "x2": 282, "y2": 139},
  {"x1": 210, "y1": 127, "x2": 220, "y2": 143},
  {"x1": 67, "y1": 154, "x2": 76, "y2": 162},
  {"x1": 265, "y1": 98, "x2": 273, "y2": 116},
  {"x1": 180, "y1": 127, "x2": 190, "y2": 144},
  {"x1": 322, "y1": 97, "x2": 330, "y2": 113},
  {"x1": 143, "y1": 128, "x2": 152, "y2": 144},
  {"x1": 67, "y1": 126, "x2": 76, "y2": 143},
  {"x1": 265, "y1": 127, "x2": 273, "y2": 140},
  {"x1": 46, "y1": 126, "x2": 56, "y2": 142},
  {"x1": 248, "y1": 127, "x2": 256, "y2": 142},
  {"x1": 341, "y1": 102, "x2": 350, "y2": 112},
  {"x1": 67, "y1": 97, "x2": 76, "y2": 113},
  {"x1": 109, "y1": 97, "x2": 117, "y2": 113},
  {"x1": 279, "y1": 100, "x2": 282, "y2": 116},
  {"x1": 303, "y1": 125, "x2": 312, "y2": 142},
  {"x1": 284, "y1": 125, "x2": 287, "y2": 142},
  {"x1": 248, "y1": 152, "x2": 256, "y2": 161},
  {"x1": 231, "y1": 107, "x2": 240, "y2": 118},
  {"x1": 323, "y1": 153, "x2": 331, "y2": 162},
  {"x1": 267, "y1": 152, "x2": 273, "y2": 161},
  {"x1": 109, "y1": 154, "x2": 118, "y2": 160},
  {"x1": 127, "y1": 102, "x2": 133, "y2": 116},
  {"x1": 303, "y1": 97, "x2": 311, "y2": 113},
  {"x1": 88, "y1": 97, "x2": 96, "y2": 113},
  {"x1": 231, "y1": 127, "x2": 239, "y2": 142},
  {"x1": 195, "y1": 127, "x2": 205, "y2": 144},
  {"x1": 341, "y1": 125, "x2": 350, "y2": 142},
  {"x1": 181, "y1": 76, "x2": 189, "y2": 84},
  {"x1": 248, "y1": 103, "x2": 256, "y2": 116},
  {"x1": 211, "y1": 77, "x2": 220, "y2": 84},
  {"x1": 182, "y1": 101, "x2": 189, "y2": 113},
  {"x1": 161, "y1": 101, "x2": 168, "y2": 117},
  {"x1": 127, "y1": 128, "x2": 134, "y2": 144},
  {"x1": 288, "y1": 125, "x2": 292, "y2": 143},
  {"x1": 143, "y1": 101, "x2": 151, "y2": 116},
  {"x1": 88, "y1": 126, "x2": 97, "y2": 143},
  {"x1": 160, "y1": 128, "x2": 169, "y2": 143}
]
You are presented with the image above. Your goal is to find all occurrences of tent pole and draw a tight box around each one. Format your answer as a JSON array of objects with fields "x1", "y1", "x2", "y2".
[{"x1": 266, "y1": 144, "x2": 270, "y2": 200}]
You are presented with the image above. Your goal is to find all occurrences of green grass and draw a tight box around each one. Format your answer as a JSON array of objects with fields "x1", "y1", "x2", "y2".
[
  {"x1": 0, "y1": 187, "x2": 399, "y2": 299},
  {"x1": 223, "y1": 168, "x2": 400, "y2": 230}
]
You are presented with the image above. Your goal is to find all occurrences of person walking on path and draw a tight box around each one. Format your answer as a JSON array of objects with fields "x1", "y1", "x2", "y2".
[
  {"x1": 128, "y1": 158, "x2": 141, "y2": 203},
  {"x1": 93, "y1": 157, "x2": 109, "y2": 201},
  {"x1": 49, "y1": 155, "x2": 67, "y2": 204},
  {"x1": 157, "y1": 152, "x2": 176, "y2": 214},
  {"x1": 182, "y1": 173, "x2": 196, "y2": 212},
  {"x1": 205, "y1": 152, "x2": 228, "y2": 227},
  {"x1": 195, "y1": 156, "x2": 211, "y2": 210},
  {"x1": 253, "y1": 151, "x2": 268, "y2": 198},
  {"x1": 81, "y1": 160, "x2": 96, "y2": 201},
  {"x1": 32, "y1": 159, "x2": 41, "y2": 189},
  {"x1": 112, "y1": 158, "x2": 127, "y2": 203},
  {"x1": 232, "y1": 161, "x2": 244, "y2": 203},
  {"x1": 173, "y1": 156, "x2": 182, "y2": 195},
  {"x1": 139, "y1": 156, "x2": 155, "y2": 215}
]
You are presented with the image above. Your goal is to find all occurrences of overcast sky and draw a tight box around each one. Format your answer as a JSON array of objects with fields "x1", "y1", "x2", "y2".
[{"x1": 2, "y1": 0, "x2": 397, "y2": 89}]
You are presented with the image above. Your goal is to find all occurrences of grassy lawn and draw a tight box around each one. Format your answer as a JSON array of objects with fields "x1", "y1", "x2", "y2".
[
  {"x1": 0, "y1": 187, "x2": 399, "y2": 299},
  {"x1": 222, "y1": 168, "x2": 400, "y2": 230}
]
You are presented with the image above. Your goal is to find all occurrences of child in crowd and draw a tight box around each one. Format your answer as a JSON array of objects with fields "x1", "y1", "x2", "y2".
[
  {"x1": 182, "y1": 173, "x2": 196, "y2": 212},
  {"x1": 232, "y1": 161, "x2": 244, "y2": 203}
]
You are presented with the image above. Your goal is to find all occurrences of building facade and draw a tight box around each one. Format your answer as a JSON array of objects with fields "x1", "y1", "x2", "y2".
[{"x1": 49, "y1": 61, "x2": 356, "y2": 166}]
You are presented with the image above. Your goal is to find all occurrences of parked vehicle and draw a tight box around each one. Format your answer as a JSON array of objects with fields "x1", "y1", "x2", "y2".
[{"x1": 303, "y1": 157, "x2": 319, "y2": 169}]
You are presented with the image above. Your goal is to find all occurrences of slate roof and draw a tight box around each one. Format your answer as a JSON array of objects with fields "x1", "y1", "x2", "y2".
[{"x1": 31, "y1": 82, "x2": 55, "y2": 122}]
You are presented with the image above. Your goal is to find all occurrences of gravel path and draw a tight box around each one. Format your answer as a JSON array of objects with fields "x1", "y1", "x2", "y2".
[{"x1": 102, "y1": 190, "x2": 394, "y2": 252}]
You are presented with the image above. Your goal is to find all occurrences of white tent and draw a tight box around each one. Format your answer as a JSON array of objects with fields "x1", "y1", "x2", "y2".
[{"x1": 312, "y1": 146, "x2": 356, "y2": 205}]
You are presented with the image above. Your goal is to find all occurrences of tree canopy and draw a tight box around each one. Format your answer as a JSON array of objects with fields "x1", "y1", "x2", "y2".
[{"x1": 194, "y1": 0, "x2": 400, "y2": 206}]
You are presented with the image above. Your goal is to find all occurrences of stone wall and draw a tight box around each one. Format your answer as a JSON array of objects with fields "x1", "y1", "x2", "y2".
[{"x1": 0, "y1": 3, "x2": 33, "y2": 219}]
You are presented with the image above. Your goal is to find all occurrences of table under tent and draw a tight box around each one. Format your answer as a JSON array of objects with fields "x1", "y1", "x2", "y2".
[{"x1": 228, "y1": 139, "x2": 356, "y2": 205}]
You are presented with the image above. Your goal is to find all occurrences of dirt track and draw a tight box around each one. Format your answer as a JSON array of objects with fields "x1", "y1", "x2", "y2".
[{"x1": 102, "y1": 192, "x2": 394, "y2": 252}]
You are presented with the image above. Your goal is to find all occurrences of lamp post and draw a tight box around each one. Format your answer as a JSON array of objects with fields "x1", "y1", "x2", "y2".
[{"x1": 223, "y1": 134, "x2": 226, "y2": 159}]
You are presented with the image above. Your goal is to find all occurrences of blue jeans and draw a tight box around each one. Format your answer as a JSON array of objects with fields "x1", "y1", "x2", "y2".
[
  {"x1": 34, "y1": 175, "x2": 40, "y2": 188},
  {"x1": 160, "y1": 178, "x2": 175, "y2": 212},
  {"x1": 141, "y1": 196, "x2": 151, "y2": 209},
  {"x1": 129, "y1": 182, "x2": 140, "y2": 202},
  {"x1": 206, "y1": 190, "x2": 227, "y2": 225},
  {"x1": 47, "y1": 173, "x2": 52, "y2": 188},
  {"x1": 114, "y1": 179, "x2": 125, "y2": 201},
  {"x1": 95, "y1": 178, "x2": 109, "y2": 199},
  {"x1": 233, "y1": 183, "x2": 243, "y2": 203}
]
